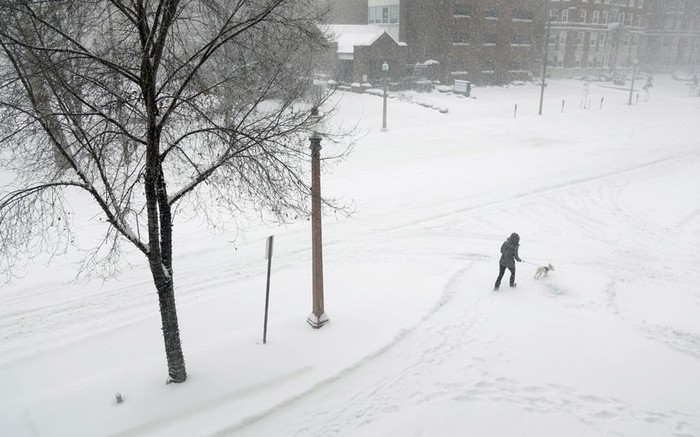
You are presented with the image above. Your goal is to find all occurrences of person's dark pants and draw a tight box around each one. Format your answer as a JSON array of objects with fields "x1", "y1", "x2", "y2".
[{"x1": 494, "y1": 264, "x2": 515, "y2": 289}]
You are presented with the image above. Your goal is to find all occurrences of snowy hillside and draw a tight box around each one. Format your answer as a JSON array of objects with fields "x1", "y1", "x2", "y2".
[{"x1": 1, "y1": 77, "x2": 700, "y2": 437}]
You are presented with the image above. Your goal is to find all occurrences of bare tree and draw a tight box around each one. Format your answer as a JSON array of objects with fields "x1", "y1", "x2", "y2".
[{"x1": 0, "y1": 0, "x2": 340, "y2": 384}]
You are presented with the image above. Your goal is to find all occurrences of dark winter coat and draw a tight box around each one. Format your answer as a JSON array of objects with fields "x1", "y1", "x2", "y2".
[{"x1": 499, "y1": 233, "x2": 522, "y2": 269}]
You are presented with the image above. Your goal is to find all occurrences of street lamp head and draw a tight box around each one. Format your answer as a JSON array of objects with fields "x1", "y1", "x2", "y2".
[
  {"x1": 309, "y1": 129, "x2": 322, "y2": 141},
  {"x1": 382, "y1": 61, "x2": 389, "y2": 72}
]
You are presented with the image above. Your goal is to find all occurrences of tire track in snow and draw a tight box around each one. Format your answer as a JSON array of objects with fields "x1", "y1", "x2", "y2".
[
  {"x1": 213, "y1": 263, "x2": 492, "y2": 437},
  {"x1": 442, "y1": 378, "x2": 699, "y2": 437},
  {"x1": 378, "y1": 149, "x2": 700, "y2": 234}
]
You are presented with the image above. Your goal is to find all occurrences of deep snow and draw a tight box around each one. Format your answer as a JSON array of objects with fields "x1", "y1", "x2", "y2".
[{"x1": 1, "y1": 76, "x2": 700, "y2": 437}]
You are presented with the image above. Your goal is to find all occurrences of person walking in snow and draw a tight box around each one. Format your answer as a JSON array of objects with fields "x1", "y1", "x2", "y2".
[{"x1": 494, "y1": 232, "x2": 522, "y2": 291}]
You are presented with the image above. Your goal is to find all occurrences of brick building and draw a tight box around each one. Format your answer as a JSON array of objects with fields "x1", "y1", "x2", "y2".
[
  {"x1": 322, "y1": 24, "x2": 408, "y2": 84},
  {"x1": 366, "y1": 0, "x2": 548, "y2": 85}
]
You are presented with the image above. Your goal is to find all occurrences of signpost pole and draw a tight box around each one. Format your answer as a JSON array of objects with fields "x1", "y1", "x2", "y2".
[{"x1": 263, "y1": 235, "x2": 273, "y2": 344}]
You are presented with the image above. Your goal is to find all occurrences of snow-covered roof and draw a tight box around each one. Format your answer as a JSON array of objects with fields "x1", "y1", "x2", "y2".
[{"x1": 321, "y1": 24, "x2": 404, "y2": 60}]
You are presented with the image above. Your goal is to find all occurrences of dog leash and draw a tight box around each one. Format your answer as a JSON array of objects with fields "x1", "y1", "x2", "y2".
[{"x1": 521, "y1": 260, "x2": 544, "y2": 267}]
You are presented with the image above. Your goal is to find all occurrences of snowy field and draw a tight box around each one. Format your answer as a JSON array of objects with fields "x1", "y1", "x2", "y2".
[{"x1": 1, "y1": 76, "x2": 700, "y2": 437}]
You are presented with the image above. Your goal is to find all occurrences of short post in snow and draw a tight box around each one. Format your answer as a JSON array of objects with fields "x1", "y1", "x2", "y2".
[
  {"x1": 307, "y1": 108, "x2": 329, "y2": 329},
  {"x1": 514, "y1": 103, "x2": 518, "y2": 118},
  {"x1": 263, "y1": 235, "x2": 274, "y2": 344},
  {"x1": 561, "y1": 99, "x2": 565, "y2": 113},
  {"x1": 600, "y1": 96, "x2": 604, "y2": 110}
]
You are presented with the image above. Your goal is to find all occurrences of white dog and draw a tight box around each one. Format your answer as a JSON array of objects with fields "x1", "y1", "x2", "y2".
[{"x1": 534, "y1": 263, "x2": 555, "y2": 279}]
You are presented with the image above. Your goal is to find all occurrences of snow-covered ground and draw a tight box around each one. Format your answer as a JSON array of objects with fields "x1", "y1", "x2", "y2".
[{"x1": 1, "y1": 77, "x2": 700, "y2": 437}]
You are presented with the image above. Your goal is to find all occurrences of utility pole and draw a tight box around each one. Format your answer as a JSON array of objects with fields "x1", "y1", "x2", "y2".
[
  {"x1": 382, "y1": 61, "x2": 389, "y2": 131},
  {"x1": 628, "y1": 60, "x2": 638, "y2": 105}
]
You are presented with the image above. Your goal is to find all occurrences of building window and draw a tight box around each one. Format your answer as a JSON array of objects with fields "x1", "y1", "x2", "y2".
[
  {"x1": 593, "y1": 10, "x2": 599, "y2": 23},
  {"x1": 577, "y1": 31, "x2": 585, "y2": 45},
  {"x1": 483, "y1": 33, "x2": 497, "y2": 45},
  {"x1": 368, "y1": 6, "x2": 399, "y2": 24},
  {"x1": 509, "y1": 61, "x2": 527, "y2": 71},
  {"x1": 481, "y1": 61, "x2": 495, "y2": 73},
  {"x1": 590, "y1": 32, "x2": 598, "y2": 47},
  {"x1": 513, "y1": 9, "x2": 533, "y2": 20},
  {"x1": 562, "y1": 9, "x2": 569, "y2": 22},
  {"x1": 454, "y1": 4, "x2": 471, "y2": 17},
  {"x1": 452, "y1": 60, "x2": 469, "y2": 75},
  {"x1": 580, "y1": 10, "x2": 587, "y2": 23},
  {"x1": 602, "y1": 11, "x2": 608, "y2": 24},
  {"x1": 453, "y1": 32, "x2": 470, "y2": 44},
  {"x1": 485, "y1": 9, "x2": 498, "y2": 19},
  {"x1": 511, "y1": 34, "x2": 530, "y2": 45}
]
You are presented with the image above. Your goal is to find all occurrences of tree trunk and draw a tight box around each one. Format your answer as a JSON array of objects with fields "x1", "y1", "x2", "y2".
[
  {"x1": 144, "y1": 171, "x2": 187, "y2": 383},
  {"x1": 151, "y1": 266, "x2": 187, "y2": 383},
  {"x1": 144, "y1": 123, "x2": 186, "y2": 382},
  {"x1": 155, "y1": 169, "x2": 185, "y2": 383}
]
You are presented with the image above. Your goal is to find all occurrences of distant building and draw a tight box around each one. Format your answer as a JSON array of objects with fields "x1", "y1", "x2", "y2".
[
  {"x1": 643, "y1": 0, "x2": 700, "y2": 72},
  {"x1": 398, "y1": 0, "x2": 546, "y2": 85},
  {"x1": 544, "y1": 0, "x2": 647, "y2": 78},
  {"x1": 321, "y1": 24, "x2": 407, "y2": 84},
  {"x1": 319, "y1": 0, "x2": 700, "y2": 86},
  {"x1": 324, "y1": 0, "x2": 544, "y2": 85}
]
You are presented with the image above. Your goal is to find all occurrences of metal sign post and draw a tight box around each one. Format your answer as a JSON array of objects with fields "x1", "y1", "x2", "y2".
[{"x1": 263, "y1": 235, "x2": 273, "y2": 344}]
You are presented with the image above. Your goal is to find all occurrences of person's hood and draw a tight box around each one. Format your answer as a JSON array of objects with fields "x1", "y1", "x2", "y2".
[{"x1": 508, "y1": 232, "x2": 520, "y2": 245}]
